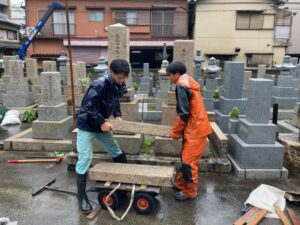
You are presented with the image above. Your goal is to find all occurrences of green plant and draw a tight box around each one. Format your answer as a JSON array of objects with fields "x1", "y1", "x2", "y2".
[
  {"x1": 229, "y1": 107, "x2": 240, "y2": 119},
  {"x1": 23, "y1": 109, "x2": 37, "y2": 122},
  {"x1": 200, "y1": 85, "x2": 204, "y2": 93},
  {"x1": 79, "y1": 78, "x2": 90, "y2": 85},
  {"x1": 143, "y1": 136, "x2": 155, "y2": 148},
  {"x1": 212, "y1": 90, "x2": 220, "y2": 99},
  {"x1": 27, "y1": 78, "x2": 33, "y2": 85},
  {"x1": 67, "y1": 96, "x2": 73, "y2": 106},
  {"x1": 0, "y1": 106, "x2": 8, "y2": 122},
  {"x1": 61, "y1": 79, "x2": 65, "y2": 86},
  {"x1": 132, "y1": 82, "x2": 139, "y2": 90}
]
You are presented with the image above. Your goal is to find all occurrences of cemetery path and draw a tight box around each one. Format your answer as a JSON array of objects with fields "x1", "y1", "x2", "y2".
[{"x1": 0, "y1": 150, "x2": 299, "y2": 225}]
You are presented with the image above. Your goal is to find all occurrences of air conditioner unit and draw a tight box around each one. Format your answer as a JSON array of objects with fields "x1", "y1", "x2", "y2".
[{"x1": 26, "y1": 27, "x2": 35, "y2": 36}]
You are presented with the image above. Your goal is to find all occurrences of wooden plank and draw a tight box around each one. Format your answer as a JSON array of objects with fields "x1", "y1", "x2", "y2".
[
  {"x1": 286, "y1": 208, "x2": 300, "y2": 225},
  {"x1": 108, "y1": 119, "x2": 171, "y2": 137},
  {"x1": 247, "y1": 209, "x2": 268, "y2": 225},
  {"x1": 275, "y1": 206, "x2": 292, "y2": 225},
  {"x1": 233, "y1": 207, "x2": 260, "y2": 225},
  {"x1": 89, "y1": 162, "x2": 176, "y2": 188},
  {"x1": 87, "y1": 205, "x2": 101, "y2": 220}
]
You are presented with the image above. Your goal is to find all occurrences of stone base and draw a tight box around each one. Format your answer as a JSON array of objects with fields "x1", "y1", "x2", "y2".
[
  {"x1": 72, "y1": 128, "x2": 142, "y2": 155},
  {"x1": 120, "y1": 98, "x2": 138, "y2": 121},
  {"x1": 38, "y1": 103, "x2": 68, "y2": 121},
  {"x1": 219, "y1": 97, "x2": 246, "y2": 115},
  {"x1": 161, "y1": 104, "x2": 177, "y2": 126},
  {"x1": 229, "y1": 134, "x2": 284, "y2": 169},
  {"x1": 202, "y1": 89, "x2": 214, "y2": 98},
  {"x1": 228, "y1": 154, "x2": 288, "y2": 179},
  {"x1": 272, "y1": 96, "x2": 297, "y2": 109},
  {"x1": 3, "y1": 92, "x2": 35, "y2": 107},
  {"x1": 137, "y1": 110, "x2": 161, "y2": 121},
  {"x1": 270, "y1": 109, "x2": 294, "y2": 120},
  {"x1": 278, "y1": 133, "x2": 300, "y2": 172},
  {"x1": 215, "y1": 109, "x2": 245, "y2": 133},
  {"x1": 3, "y1": 128, "x2": 72, "y2": 152},
  {"x1": 32, "y1": 116, "x2": 73, "y2": 140},
  {"x1": 238, "y1": 119, "x2": 277, "y2": 144},
  {"x1": 272, "y1": 86, "x2": 297, "y2": 98},
  {"x1": 155, "y1": 98, "x2": 167, "y2": 110},
  {"x1": 203, "y1": 98, "x2": 214, "y2": 111}
]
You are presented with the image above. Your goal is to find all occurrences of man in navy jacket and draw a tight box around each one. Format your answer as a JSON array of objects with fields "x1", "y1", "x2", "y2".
[{"x1": 76, "y1": 59, "x2": 129, "y2": 213}]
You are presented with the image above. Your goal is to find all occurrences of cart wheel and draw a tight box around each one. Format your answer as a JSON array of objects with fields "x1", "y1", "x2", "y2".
[
  {"x1": 98, "y1": 190, "x2": 120, "y2": 210},
  {"x1": 133, "y1": 193, "x2": 156, "y2": 215}
]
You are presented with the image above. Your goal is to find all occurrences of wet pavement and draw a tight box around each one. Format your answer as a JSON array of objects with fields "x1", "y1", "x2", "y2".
[
  {"x1": 0, "y1": 150, "x2": 299, "y2": 225},
  {"x1": 0, "y1": 123, "x2": 31, "y2": 144}
]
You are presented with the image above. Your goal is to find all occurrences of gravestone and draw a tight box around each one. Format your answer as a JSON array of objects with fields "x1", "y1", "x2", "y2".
[
  {"x1": 43, "y1": 61, "x2": 57, "y2": 72},
  {"x1": 3, "y1": 55, "x2": 18, "y2": 75},
  {"x1": 243, "y1": 71, "x2": 252, "y2": 98},
  {"x1": 140, "y1": 63, "x2": 151, "y2": 92},
  {"x1": 162, "y1": 91, "x2": 177, "y2": 125},
  {"x1": 202, "y1": 57, "x2": 221, "y2": 111},
  {"x1": 257, "y1": 64, "x2": 266, "y2": 78},
  {"x1": 173, "y1": 40, "x2": 194, "y2": 76},
  {"x1": 194, "y1": 49, "x2": 205, "y2": 85},
  {"x1": 229, "y1": 79, "x2": 286, "y2": 179},
  {"x1": 215, "y1": 62, "x2": 246, "y2": 133},
  {"x1": 94, "y1": 56, "x2": 108, "y2": 77},
  {"x1": 156, "y1": 60, "x2": 171, "y2": 110},
  {"x1": 32, "y1": 72, "x2": 73, "y2": 140},
  {"x1": 292, "y1": 102, "x2": 300, "y2": 128},
  {"x1": 2, "y1": 60, "x2": 34, "y2": 107},
  {"x1": 57, "y1": 51, "x2": 68, "y2": 85},
  {"x1": 25, "y1": 58, "x2": 40, "y2": 100},
  {"x1": 273, "y1": 56, "x2": 297, "y2": 109},
  {"x1": 0, "y1": 78, "x2": 5, "y2": 104},
  {"x1": 107, "y1": 23, "x2": 130, "y2": 65}
]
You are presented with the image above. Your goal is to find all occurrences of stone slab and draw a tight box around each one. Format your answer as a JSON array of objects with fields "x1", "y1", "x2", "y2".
[
  {"x1": 62, "y1": 94, "x2": 84, "y2": 108},
  {"x1": 32, "y1": 116, "x2": 73, "y2": 140},
  {"x1": 228, "y1": 154, "x2": 288, "y2": 179},
  {"x1": 2, "y1": 92, "x2": 34, "y2": 107},
  {"x1": 161, "y1": 104, "x2": 177, "y2": 126},
  {"x1": 202, "y1": 89, "x2": 214, "y2": 98},
  {"x1": 88, "y1": 162, "x2": 175, "y2": 187},
  {"x1": 272, "y1": 86, "x2": 297, "y2": 98},
  {"x1": 229, "y1": 134, "x2": 284, "y2": 169},
  {"x1": 277, "y1": 75, "x2": 294, "y2": 87},
  {"x1": 218, "y1": 97, "x2": 246, "y2": 115},
  {"x1": 120, "y1": 98, "x2": 138, "y2": 121},
  {"x1": 272, "y1": 96, "x2": 297, "y2": 109},
  {"x1": 209, "y1": 122, "x2": 228, "y2": 157},
  {"x1": 107, "y1": 119, "x2": 171, "y2": 137},
  {"x1": 173, "y1": 40, "x2": 194, "y2": 75},
  {"x1": 43, "y1": 61, "x2": 57, "y2": 72},
  {"x1": 238, "y1": 119, "x2": 277, "y2": 144},
  {"x1": 63, "y1": 85, "x2": 83, "y2": 95},
  {"x1": 154, "y1": 137, "x2": 182, "y2": 157},
  {"x1": 203, "y1": 98, "x2": 214, "y2": 111},
  {"x1": 205, "y1": 78, "x2": 218, "y2": 90},
  {"x1": 167, "y1": 91, "x2": 176, "y2": 105},
  {"x1": 223, "y1": 62, "x2": 245, "y2": 99},
  {"x1": 38, "y1": 103, "x2": 68, "y2": 121}
]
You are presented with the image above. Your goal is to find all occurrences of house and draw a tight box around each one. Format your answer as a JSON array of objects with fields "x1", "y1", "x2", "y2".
[
  {"x1": 283, "y1": 0, "x2": 300, "y2": 58},
  {"x1": 25, "y1": 0, "x2": 189, "y2": 68},
  {"x1": 191, "y1": 0, "x2": 292, "y2": 68},
  {"x1": 0, "y1": 0, "x2": 21, "y2": 58}
]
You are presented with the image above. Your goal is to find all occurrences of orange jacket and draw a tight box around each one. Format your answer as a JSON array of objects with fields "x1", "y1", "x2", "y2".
[{"x1": 170, "y1": 74, "x2": 212, "y2": 140}]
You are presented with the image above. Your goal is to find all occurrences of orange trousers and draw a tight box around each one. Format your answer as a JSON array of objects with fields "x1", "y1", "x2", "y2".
[{"x1": 175, "y1": 136, "x2": 207, "y2": 197}]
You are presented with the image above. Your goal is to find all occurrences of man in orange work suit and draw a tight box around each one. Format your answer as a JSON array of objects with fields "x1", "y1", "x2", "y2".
[{"x1": 167, "y1": 61, "x2": 212, "y2": 201}]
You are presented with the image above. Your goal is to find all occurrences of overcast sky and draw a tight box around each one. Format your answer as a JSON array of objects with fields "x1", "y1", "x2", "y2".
[{"x1": 10, "y1": 0, "x2": 24, "y2": 6}]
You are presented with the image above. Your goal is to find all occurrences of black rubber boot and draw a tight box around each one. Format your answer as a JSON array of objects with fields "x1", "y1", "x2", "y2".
[
  {"x1": 113, "y1": 151, "x2": 127, "y2": 163},
  {"x1": 76, "y1": 173, "x2": 93, "y2": 214}
]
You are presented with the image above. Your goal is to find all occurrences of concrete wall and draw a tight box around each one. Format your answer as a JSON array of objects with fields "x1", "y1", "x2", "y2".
[{"x1": 194, "y1": 0, "x2": 286, "y2": 67}]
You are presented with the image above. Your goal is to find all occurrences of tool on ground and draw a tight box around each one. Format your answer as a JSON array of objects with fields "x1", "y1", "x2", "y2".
[
  {"x1": 275, "y1": 206, "x2": 292, "y2": 225},
  {"x1": 32, "y1": 178, "x2": 76, "y2": 196},
  {"x1": 286, "y1": 208, "x2": 300, "y2": 225},
  {"x1": 87, "y1": 205, "x2": 101, "y2": 220},
  {"x1": 8, "y1": 157, "x2": 63, "y2": 164},
  {"x1": 234, "y1": 207, "x2": 261, "y2": 225},
  {"x1": 241, "y1": 204, "x2": 254, "y2": 215}
]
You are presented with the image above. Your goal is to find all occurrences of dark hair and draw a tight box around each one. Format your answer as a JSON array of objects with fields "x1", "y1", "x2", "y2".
[
  {"x1": 110, "y1": 59, "x2": 130, "y2": 77},
  {"x1": 166, "y1": 61, "x2": 187, "y2": 75}
]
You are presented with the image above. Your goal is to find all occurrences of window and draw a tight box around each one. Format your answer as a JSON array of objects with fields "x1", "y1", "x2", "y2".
[
  {"x1": 88, "y1": 10, "x2": 103, "y2": 22},
  {"x1": 236, "y1": 11, "x2": 264, "y2": 30},
  {"x1": 151, "y1": 11, "x2": 174, "y2": 37},
  {"x1": 275, "y1": 9, "x2": 292, "y2": 39},
  {"x1": 246, "y1": 54, "x2": 273, "y2": 67},
  {"x1": 115, "y1": 11, "x2": 140, "y2": 25},
  {"x1": 7, "y1": 30, "x2": 17, "y2": 40},
  {"x1": 0, "y1": 29, "x2": 5, "y2": 39},
  {"x1": 53, "y1": 10, "x2": 75, "y2": 35}
]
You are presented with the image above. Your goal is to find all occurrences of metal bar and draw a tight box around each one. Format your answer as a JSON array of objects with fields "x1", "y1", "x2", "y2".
[{"x1": 65, "y1": 0, "x2": 76, "y2": 127}]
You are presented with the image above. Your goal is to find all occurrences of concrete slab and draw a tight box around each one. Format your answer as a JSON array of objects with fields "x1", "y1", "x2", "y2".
[
  {"x1": 108, "y1": 119, "x2": 171, "y2": 137},
  {"x1": 88, "y1": 162, "x2": 176, "y2": 187}
]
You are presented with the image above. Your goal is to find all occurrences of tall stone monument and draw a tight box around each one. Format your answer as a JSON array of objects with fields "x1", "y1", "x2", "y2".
[
  {"x1": 257, "y1": 64, "x2": 266, "y2": 78},
  {"x1": 229, "y1": 79, "x2": 287, "y2": 179},
  {"x1": 202, "y1": 57, "x2": 221, "y2": 111},
  {"x1": 243, "y1": 71, "x2": 252, "y2": 98},
  {"x1": 156, "y1": 60, "x2": 171, "y2": 110},
  {"x1": 32, "y1": 72, "x2": 73, "y2": 140},
  {"x1": 2, "y1": 60, "x2": 34, "y2": 107},
  {"x1": 215, "y1": 62, "x2": 246, "y2": 133},
  {"x1": 173, "y1": 40, "x2": 194, "y2": 76},
  {"x1": 43, "y1": 61, "x2": 57, "y2": 72},
  {"x1": 57, "y1": 51, "x2": 68, "y2": 85},
  {"x1": 25, "y1": 58, "x2": 40, "y2": 100},
  {"x1": 140, "y1": 63, "x2": 151, "y2": 93}
]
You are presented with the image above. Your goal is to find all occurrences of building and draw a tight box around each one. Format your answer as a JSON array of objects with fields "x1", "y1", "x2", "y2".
[
  {"x1": 284, "y1": 0, "x2": 300, "y2": 58},
  {"x1": 192, "y1": 0, "x2": 292, "y2": 68},
  {"x1": 10, "y1": 0, "x2": 25, "y2": 26},
  {"x1": 25, "y1": 0, "x2": 189, "y2": 68},
  {"x1": 0, "y1": 0, "x2": 21, "y2": 57}
]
